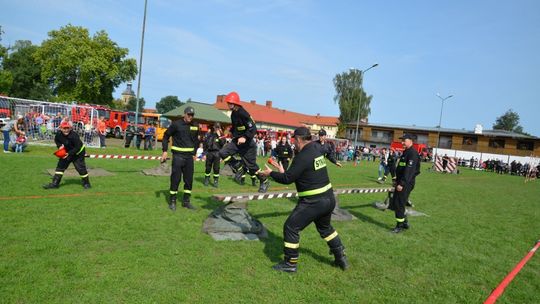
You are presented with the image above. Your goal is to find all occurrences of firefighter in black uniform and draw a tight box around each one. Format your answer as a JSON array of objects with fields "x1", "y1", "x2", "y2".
[
  {"x1": 43, "y1": 120, "x2": 91, "y2": 189},
  {"x1": 316, "y1": 129, "x2": 342, "y2": 168},
  {"x1": 218, "y1": 91, "x2": 270, "y2": 193},
  {"x1": 203, "y1": 123, "x2": 226, "y2": 187},
  {"x1": 161, "y1": 106, "x2": 199, "y2": 211},
  {"x1": 274, "y1": 136, "x2": 293, "y2": 169},
  {"x1": 260, "y1": 127, "x2": 349, "y2": 273},
  {"x1": 389, "y1": 134, "x2": 420, "y2": 233}
]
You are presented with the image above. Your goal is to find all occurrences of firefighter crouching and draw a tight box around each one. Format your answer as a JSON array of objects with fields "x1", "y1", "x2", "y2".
[
  {"x1": 260, "y1": 127, "x2": 349, "y2": 273},
  {"x1": 203, "y1": 123, "x2": 226, "y2": 187},
  {"x1": 43, "y1": 120, "x2": 91, "y2": 189},
  {"x1": 161, "y1": 106, "x2": 199, "y2": 211}
]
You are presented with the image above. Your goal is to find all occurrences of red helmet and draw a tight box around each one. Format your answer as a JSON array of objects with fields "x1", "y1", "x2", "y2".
[
  {"x1": 54, "y1": 145, "x2": 67, "y2": 158},
  {"x1": 224, "y1": 91, "x2": 241, "y2": 106},
  {"x1": 59, "y1": 121, "x2": 72, "y2": 129}
]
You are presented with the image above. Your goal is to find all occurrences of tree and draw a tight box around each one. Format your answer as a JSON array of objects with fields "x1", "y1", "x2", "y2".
[
  {"x1": 156, "y1": 95, "x2": 183, "y2": 114},
  {"x1": 493, "y1": 109, "x2": 525, "y2": 134},
  {"x1": 126, "y1": 96, "x2": 145, "y2": 113},
  {"x1": 34, "y1": 24, "x2": 137, "y2": 104},
  {"x1": 0, "y1": 26, "x2": 13, "y2": 95},
  {"x1": 333, "y1": 69, "x2": 372, "y2": 133},
  {"x1": 3, "y1": 40, "x2": 51, "y2": 100}
]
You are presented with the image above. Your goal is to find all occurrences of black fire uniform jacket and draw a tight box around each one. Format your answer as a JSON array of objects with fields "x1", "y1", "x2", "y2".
[
  {"x1": 271, "y1": 141, "x2": 332, "y2": 197},
  {"x1": 316, "y1": 140, "x2": 338, "y2": 165},
  {"x1": 55, "y1": 130, "x2": 85, "y2": 158},
  {"x1": 395, "y1": 146, "x2": 421, "y2": 189},
  {"x1": 204, "y1": 132, "x2": 226, "y2": 152},
  {"x1": 230, "y1": 107, "x2": 257, "y2": 143},
  {"x1": 162, "y1": 119, "x2": 199, "y2": 156}
]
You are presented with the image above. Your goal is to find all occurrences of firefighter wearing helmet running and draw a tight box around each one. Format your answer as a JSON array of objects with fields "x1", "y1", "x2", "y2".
[
  {"x1": 161, "y1": 106, "x2": 199, "y2": 211},
  {"x1": 43, "y1": 120, "x2": 91, "y2": 189},
  {"x1": 219, "y1": 91, "x2": 270, "y2": 193}
]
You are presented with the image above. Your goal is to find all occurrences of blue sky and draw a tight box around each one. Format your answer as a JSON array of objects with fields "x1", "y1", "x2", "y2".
[{"x1": 2, "y1": 0, "x2": 540, "y2": 136}]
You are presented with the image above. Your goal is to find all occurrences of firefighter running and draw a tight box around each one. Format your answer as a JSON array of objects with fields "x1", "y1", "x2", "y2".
[
  {"x1": 260, "y1": 127, "x2": 349, "y2": 273},
  {"x1": 161, "y1": 106, "x2": 199, "y2": 211},
  {"x1": 43, "y1": 121, "x2": 91, "y2": 189},
  {"x1": 219, "y1": 91, "x2": 270, "y2": 193},
  {"x1": 389, "y1": 134, "x2": 421, "y2": 233},
  {"x1": 203, "y1": 123, "x2": 226, "y2": 188}
]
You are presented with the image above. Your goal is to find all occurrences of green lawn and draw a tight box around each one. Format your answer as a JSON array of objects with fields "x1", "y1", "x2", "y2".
[{"x1": 1, "y1": 145, "x2": 539, "y2": 303}]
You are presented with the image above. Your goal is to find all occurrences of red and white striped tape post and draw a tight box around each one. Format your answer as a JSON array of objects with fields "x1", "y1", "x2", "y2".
[
  {"x1": 85, "y1": 154, "x2": 165, "y2": 161},
  {"x1": 483, "y1": 240, "x2": 540, "y2": 304}
]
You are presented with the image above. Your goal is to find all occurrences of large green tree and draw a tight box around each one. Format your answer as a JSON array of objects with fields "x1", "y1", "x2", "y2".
[
  {"x1": 0, "y1": 26, "x2": 13, "y2": 95},
  {"x1": 156, "y1": 95, "x2": 183, "y2": 114},
  {"x1": 333, "y1": 69, "x2": 372, "y2": 132},
  {"x1": 3, "y1": 40, "x2": 51, "y2": 100},
  {"x1": 126, "y1": 96, "x2": 145, "y2": 113},
  {"x1": 34, "y1": 24, "x2": 137, "y2": 104},
  {"x1": 493, "y1": 109, "x2": 525, "y2": 134}
]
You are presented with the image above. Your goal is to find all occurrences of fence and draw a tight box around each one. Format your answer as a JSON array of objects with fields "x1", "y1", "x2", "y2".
[{"x1": 0, "y1": 96, "x2": 101, "y2": 148}]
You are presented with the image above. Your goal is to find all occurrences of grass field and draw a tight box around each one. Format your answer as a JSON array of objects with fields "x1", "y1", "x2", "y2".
[{"x1": 1, "y1": 144, "x2": 539, "y2": 303}]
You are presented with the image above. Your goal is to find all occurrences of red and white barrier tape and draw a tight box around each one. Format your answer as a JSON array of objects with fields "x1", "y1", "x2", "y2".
[{"x1": 86, "y1": 154, "x2": 164, "y2": 160}]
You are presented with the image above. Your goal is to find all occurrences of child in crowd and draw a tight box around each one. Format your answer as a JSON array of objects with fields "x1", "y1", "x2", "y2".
[{"x1": 15, "y1": 134, "x2": 27, "y2": 153}]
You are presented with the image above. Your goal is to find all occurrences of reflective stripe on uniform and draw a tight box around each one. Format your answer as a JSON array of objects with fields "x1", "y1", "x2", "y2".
[
  {"x1": 190, "y1": 126, "x2": 198, "y2": 131},
  {"x1": 297, "y1": 183, "x2": 332, "y2": 197},
  {"x1": 170, "y1": 191, "x2": 178, "y2": 195},
  {"x1": 236, "y1": 126, "x2": 246, "y2": 131},
  {"x1": 324, "y1": 231, "x2": 338, "y2": 242},
  {"x1": 223, "y1": 156, "x2": 231, "y2": 162},
  {"x1": 80, "y1": 174, "x2": 89, "y2": 178},
  {"x1": 398, "y1": 162, "x2": 406, "y2": 167},
  {"x1": 396, "y1": 218, "x2": 405, "y2": 222},
  {"x1": 76, "y1": 145, "x2": 86, "y2": 155},
  {"x1": 284, "y1": 242, "x2": 300, "y2": 249},
  {"x1": 171, "y1": 146, "x2": 194, "y2": 152},
  {"x1": 205, "y1": 173, "x2": 211, "y2": 177},
  {"x1": 55, "y1": 171, "x2": 64, "y2": 175},
  {"x1": 213, "y1": 174, "x2": 220, "y2": 177},
  {"x1": 184, "y1": 190, "x2": 192, "y2": 194}
]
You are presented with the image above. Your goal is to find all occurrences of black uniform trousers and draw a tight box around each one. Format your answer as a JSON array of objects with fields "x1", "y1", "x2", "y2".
[
  {"x1": 219, "y1": 140, "x2": 260, "y2": 176},
  {"x1": 391, "y1": 184, "x2": 414, "y2": 220},
  {"x1": 55, "y1": 151, "x2": 88, "y2": 177},
  {"x1": 170, "y1": 153, "x2": 194, "y2": 200},
  {"x1": 205, "y1": 151, "x2": 220, "y2": 176},
  {"x1": 283, "y1": 190, "x2": 343, "y2": 259},
  {"x1": 278, "y1": 157, "x2": 290, "y2": 170}
]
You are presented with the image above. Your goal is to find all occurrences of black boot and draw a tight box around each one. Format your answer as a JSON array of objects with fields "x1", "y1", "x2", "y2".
[
  {"x1": 203, "y1": 175, "x2": 210, "y2": 186},
  {"x1": 182, "y1": 193, "x2": 196, "y2": 210},
  {"x1": 251, "y1": 176, "x2": 257, "y2": 187},
  {"x1": 330, "y1": 246, "x2": 350, "y2": 270},
  {"x1": 81, "y1": 176, "x2": 91, "y2": 189},
  {"x1": 43, "y1": 174, "x2": 62, "y2": 189},
  {"x1": 168, "y1": 194, "x2": 177, "y2": 211},
  {"x1": 212, "y1": 177, "x2": 219, "y2": 188},
  {"x1": 272, "y1": 256, "x2": 298, "y2": 273},
  {"x1": 258, "y1": 177, "x2": 270, "y2": 193},
  {"x1": 234, "y1": 168, "x2": 245, "y2": 185},
  {"x1": 391, "y1": 219, "x2": 410, "y2": 233}
]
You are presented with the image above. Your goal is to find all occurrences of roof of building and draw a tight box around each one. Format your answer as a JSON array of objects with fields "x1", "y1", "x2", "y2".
[
  {"x1": 356, "y1": 122, "x2": 538, "y2": 140},
  {"x1": 163, "y1": 101, "x2": 231, "y2": 123},
  {"x1": 214, "y1": 95, "x2": 338, "y2": 128},
  {"x1": 122, "y1": 83, "x2": 135, "y2": 96}
]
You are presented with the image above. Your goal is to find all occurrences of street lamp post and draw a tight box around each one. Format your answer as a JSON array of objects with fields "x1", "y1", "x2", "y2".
[
  {"x1": 353, "y1": 63, "x2": 378, "y2": 147},
  {"x1": 135, "y1": 0, "x2": 148, "y2": 127},
  {"x1": 435, "y1": 93, "x2": 453, "y2": 156}
]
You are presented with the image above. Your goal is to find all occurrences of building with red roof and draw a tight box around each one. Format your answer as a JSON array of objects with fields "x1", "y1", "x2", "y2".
[{"x1": 213, "y1": 94, "x2": 339, "y2": 138}]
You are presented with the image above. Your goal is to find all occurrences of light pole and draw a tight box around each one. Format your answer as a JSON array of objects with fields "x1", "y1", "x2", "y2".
[
  {"x1": 135, "y1": 0, "x2": 148, "y2": 127},
  {"x1": 435, "y1": 93, "x2": 453, "y2": 156},
  {"x1": 353, "y1": 63, "x2": 378, "y2": 147}
]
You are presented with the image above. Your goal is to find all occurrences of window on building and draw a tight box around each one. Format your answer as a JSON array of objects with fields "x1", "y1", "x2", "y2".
[
  {"x1": 462, "y1": 136, "x2": 478, "y2": 145},
  {"x1": 488, "y1": 139, "x2": 505, "y2": 148},
  {"x1": 516, "y1": 140, "x2": 534, "y2": 151}
]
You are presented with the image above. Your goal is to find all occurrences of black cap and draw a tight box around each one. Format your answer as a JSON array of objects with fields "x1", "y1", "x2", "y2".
[
  {"x1": 399, "y1": 133, "x2": 415, "y2": 140},
  {"x1": 318, "y1": 129, "x2": 327, "y2": 136},
  {"x1": 184, "y1": 106, "x2": 195, "y2": 116},
  {"x1": 293, "y1": 127, "x2": 311, "y2": 138}
]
